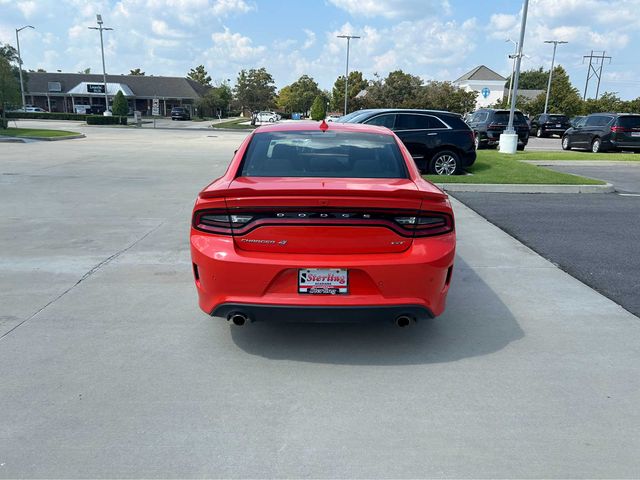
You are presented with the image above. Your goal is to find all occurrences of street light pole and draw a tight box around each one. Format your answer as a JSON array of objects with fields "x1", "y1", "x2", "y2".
[
  {"x1": 543, "y1": 40, "x2": 568, "y2": 114},
  {"x1": 506, "y1": 39, "x2": 518, "y2": 106},
  {"x1": 337, "y1": 34, "x2": 360, "y2": 115},
  {"x1": 15, "y1": 25, "x2": 34, "y2": 109},
  {"x1": 500, "y1": 0, "x2": 530, "y2": 154},
  {"x1": 89, "y1": 14, "x2": 113, "y2": 114}
]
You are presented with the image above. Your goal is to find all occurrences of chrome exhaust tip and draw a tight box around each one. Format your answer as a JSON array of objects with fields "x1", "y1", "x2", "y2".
[
  {"x1": 395, "y1": 315, "x2": 413, "y2": 328},
  {"x1": 229, "y1": 313, "x2": 248, "y2": 326}
]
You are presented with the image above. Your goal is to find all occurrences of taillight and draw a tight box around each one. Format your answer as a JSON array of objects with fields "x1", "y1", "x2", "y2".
[
  {"x1": 193, "y1": 209, "x2": 254, "y2": 235},
  {"x1": 611, "y1": 126, "x2": 631, "y2": 133},
  {"x1": 393, "y1": 213, "x2": 454, "y2": 237}
]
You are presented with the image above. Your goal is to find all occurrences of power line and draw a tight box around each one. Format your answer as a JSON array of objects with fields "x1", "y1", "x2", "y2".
[{"x1": 583, "y1": 50, "x2": 611, "y2": 100}]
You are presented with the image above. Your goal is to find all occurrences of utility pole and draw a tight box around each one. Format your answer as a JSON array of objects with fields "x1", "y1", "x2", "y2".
[
  {"x1": 15, "y1": 25, "x2": 34, "y2": 109},
  {"x1": 506, "y1": 39, "x2": 518, "y2": 106},
  {"x1": 89, "y1": 14, "x2": 113, "y2": 114},
  {"x1": 583, "y1": 50, "x2": 611, "y2": 100},
  {"x1": 336, "y1": 34, "x2": 360, "y2": 115},
  {"x1": 543, "y1": 40, "x2": 568, "y2": 114}
]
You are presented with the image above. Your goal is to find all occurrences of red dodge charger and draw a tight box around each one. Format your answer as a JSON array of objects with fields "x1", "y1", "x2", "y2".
[{"x1": 190, "y1": 121, "x2": 456, "y2": 326}]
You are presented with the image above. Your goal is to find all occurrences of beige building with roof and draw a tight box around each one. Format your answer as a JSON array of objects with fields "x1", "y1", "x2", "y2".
[{"x1": 23, "y1": 72, "x2": 210, "y2": 116}]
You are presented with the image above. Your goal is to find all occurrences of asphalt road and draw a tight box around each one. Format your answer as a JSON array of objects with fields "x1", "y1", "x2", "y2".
[
  {"x1": 452, "y1": 191, "x2": 640, "y2": 317},
  {"x1": 546, "y1": 164, "x2": 640, "y2": 194},
  {"x1": 2, "y1": 121, "x2": 640, "y2": 478}
]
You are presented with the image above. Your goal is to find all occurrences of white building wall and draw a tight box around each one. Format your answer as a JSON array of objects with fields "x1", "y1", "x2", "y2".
[{"x1": 455, "y1": 80, "x2": 506, "y2": 108}]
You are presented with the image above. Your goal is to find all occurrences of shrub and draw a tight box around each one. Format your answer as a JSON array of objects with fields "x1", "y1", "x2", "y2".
[
  {"x1": 86, "y1": 115, "x2": 127, "y2": 125},
  {"x1": 309, "y1": 95, "x2": 326, "y2": 121},
  {"x1": 112, "y1": 91, "x2": 128, "y2": 116}
]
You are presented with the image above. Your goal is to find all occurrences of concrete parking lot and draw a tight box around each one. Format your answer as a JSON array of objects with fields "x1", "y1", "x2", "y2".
[{"x1": 1, "y1": 122, "x2": 639, "y2": 478}]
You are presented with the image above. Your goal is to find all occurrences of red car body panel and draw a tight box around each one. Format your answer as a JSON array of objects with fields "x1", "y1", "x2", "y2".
[{"x1": 190, "y1": 122, "x2": 456, "y2": 322}]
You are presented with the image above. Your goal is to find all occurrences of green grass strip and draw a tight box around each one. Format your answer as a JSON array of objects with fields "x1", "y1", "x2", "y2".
[
  {"x1": 0, "y1": 128, "x2": 80, "y2": 138},
  {"x1": 425, "y1": 150, "x2": 604, "y2": 185}
]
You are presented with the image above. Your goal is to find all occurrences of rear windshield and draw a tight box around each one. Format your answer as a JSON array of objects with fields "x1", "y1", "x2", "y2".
[
  {"x1": 239, "y1": 130, "x2": 408, "y2": 178},
  {"x1": 337, "y1": 110, "x2": 373, "y2": 123},
  {"x1": 547, "y1": 115, "x2": 569, "y2": 122},
  {"x1": 617, "y1": 116, "x2": 640, "y2": 128},
  {"x1": 493, "y1": 111, "x2": 527, "y2": 124}
]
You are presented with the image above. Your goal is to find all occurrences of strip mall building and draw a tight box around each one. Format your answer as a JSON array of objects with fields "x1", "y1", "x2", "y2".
[{"x1": 23, "y1": 72, "x2": 209, "y2": 115}]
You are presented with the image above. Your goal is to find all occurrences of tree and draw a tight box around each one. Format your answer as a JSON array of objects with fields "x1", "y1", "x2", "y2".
[
  {"x1": 0, "y1": 43, "x2": 19, "y2": 64},
  {"x1": 523, "y1": 66, "x2": 583, "y2": 116},
  {"x1": 0, "y1": 57, "x2": 20, "y2": 121},
  {"x1": 309, "y1": 95, "x2": 326, "y2": 121},
  {"x1": 331, "y1": 70, "x2": 368, "y2": 112},
  {"x1": 505, "y1": 67, "x2": 548, "y2": 90},
  {"x1": 197, "y1": 84, "x2": 232, "y2": 117},
  {"x1": 363, "y1": 70, "x2": 424, "y2": 109},
  {"x1": 234, "y1": 67, "x2": 277, "y2": 113},
  {"x1": 78, "y1": 68, "x2": 91, "y2": 74},
  {"x1": 111, "y1": 90, "x2": 128, "y2": 116},
  {"x1": 277, "y1": 75, "x2": 320, "y2": 114},
  {"x1": 129, "y1": 68, "x2": 145, "y2": 76},
  {"x1": 187, "y1": 65, "x2": 212, "y2": 86},
  {"x1": 420, "y1": 81, "x2": 477, "y2": 114}
]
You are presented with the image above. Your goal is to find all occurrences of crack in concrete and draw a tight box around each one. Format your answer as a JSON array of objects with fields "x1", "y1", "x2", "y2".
[{"x1": 0, "y1": 222, "x2": 165, "y2": 341}]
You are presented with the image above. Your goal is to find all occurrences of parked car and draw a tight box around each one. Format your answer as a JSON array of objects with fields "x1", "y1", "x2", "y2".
[
  {"x1": 190, "y1": 121, "x2": 456, "y2": 326},
  {"x1": 325, "y1": 114, "x2": 342, "y2": 122},
  {"x1": 171, "y1": 107, "x2": 191, "y2": 120},
  {"x1": 11, "y1": 106, "x2": 48, "y2": 113},
  {"x1": 530, "y1": 113, "x2": 571, "y2": 138},
  {"x1": 467, "y1": 109, "x2": 530, "y2": 150},
  {"x1": 562, "y1": 113, "x2": 640, "y2": 153},
  {"x1": 339, "y1": 108, "x2": 476, "y2": 175},
  {"x1": 255, "y1": 111, "x2": 280, "y2": 122}
]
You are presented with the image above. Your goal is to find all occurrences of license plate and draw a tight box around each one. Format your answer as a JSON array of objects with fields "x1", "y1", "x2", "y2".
[
  {"x1": 556, "y1": 124, "x2": 562, "y2": 128},
  {"x1": 631, "y1": 132, "x2": 640, "y2": 137},
  {"x1": 298, "y1": 268, "x2": 348, "y2": 294}
]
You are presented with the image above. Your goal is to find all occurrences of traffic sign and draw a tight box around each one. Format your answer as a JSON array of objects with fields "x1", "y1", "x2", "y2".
[{"x1": 152, "y1": 98, "x2": 160, "y2": 116}]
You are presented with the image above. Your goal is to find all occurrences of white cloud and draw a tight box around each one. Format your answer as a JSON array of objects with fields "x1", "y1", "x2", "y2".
[
  {"x1": 211, "y1": 0, "x2": 255, "y2": 16},
  {"x1": 209, "y1": 27, "x2": 265, "y2": 61},
  {"x1": 16, "y1": 0, "x2": 38, "y2": 18},
  {"x1": 302, "y1": 29, "x2": 316, "y2": 50},
  {"x1": 150, "y1": 19, "x2": 187, "y2": 38},
  {"x1": 328, "y1": 0, "x2": 450, "y2": 19}
]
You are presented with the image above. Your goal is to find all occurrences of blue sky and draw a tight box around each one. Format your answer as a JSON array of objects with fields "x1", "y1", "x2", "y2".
[{"x1": 1, "y1": 0, "x2": 639, "y2": 99}]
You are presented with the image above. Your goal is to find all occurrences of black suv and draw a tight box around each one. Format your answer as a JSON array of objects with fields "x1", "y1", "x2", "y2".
[
  {"x1": 530, "y1": 113, "x2": 570, "y2": 138},
  {"x1": 467, "y1": 109, "x2": 530, "y2": 150},
  {"x1": 339, "y1": 109, "x2": 476, "y2": 175},
  {"x1": 562, "y1": 113, "x2": 640, "y2": 153},
  {"x1": 171, "y1": 106, "x2": 191, "y2": 120}
]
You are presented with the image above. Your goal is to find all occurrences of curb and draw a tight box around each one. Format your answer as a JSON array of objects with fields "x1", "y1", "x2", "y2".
[
  {"x1": 1, "y1": 134, "x2": 85, "y2": 142},
  {"x1": 24, "y1": 134, "x2": 86, "y2": 141},
  {"x1": 435, "y1": 182, "x2": 615, "y2": 194},
  {"x1": 524, "y1": 160, "x2": 640, "y2": 167}
]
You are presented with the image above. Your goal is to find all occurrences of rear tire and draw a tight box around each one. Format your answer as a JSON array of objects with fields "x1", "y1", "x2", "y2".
[
  {"x1": 562, "y1": 136, "x2": 571, "y2": 150},
  {"x1": 591, "y1": 137, "x2": 603, "y2": 153},
  {"x1": 429, "y1": 150, "x2": 460, "y2": 176},
  {"x1": 517, "y1": 144, "x2": 525, "y2": 151}
]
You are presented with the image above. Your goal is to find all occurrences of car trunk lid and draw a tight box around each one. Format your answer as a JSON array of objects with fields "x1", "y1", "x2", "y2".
[{"x1": 214, "y1": 177, "x2": 446, "y2": 254}]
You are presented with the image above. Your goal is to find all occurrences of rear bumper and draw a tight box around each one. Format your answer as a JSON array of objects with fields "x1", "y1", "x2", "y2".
[
  {"x1": 482, "y1": 131, "x2": 529, "y2": 146},
  {"x1": 212, "y1": 304, "x2": 433, "y2": 322},
  {"x1": 191, "y1": 231, "x2": 456, "y2": 320}
]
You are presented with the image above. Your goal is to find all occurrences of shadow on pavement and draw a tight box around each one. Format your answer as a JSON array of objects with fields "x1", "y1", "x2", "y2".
[{"x1": 230, "y1": 257, "x2": 524, "y2": 365}]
